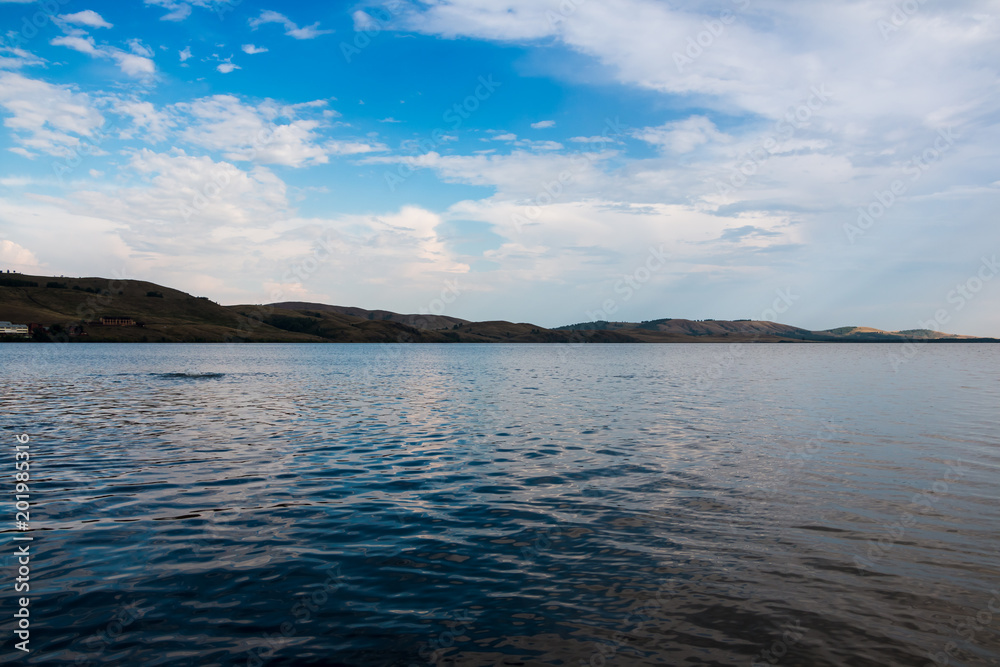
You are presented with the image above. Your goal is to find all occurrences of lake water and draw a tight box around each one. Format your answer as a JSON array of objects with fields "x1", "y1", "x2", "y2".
[{"x1": 1, "y1": 343, "x2": 998, "y2": 666}]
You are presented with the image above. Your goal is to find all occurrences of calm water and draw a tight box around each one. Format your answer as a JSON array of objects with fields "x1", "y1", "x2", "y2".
[{"x1": 1, "y1": 343, "x2": 998, "y2": 667}]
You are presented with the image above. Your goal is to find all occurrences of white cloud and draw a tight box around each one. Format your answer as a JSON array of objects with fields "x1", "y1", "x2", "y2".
[
  {"x1": 217, "y1": 59, "x2": 240, "y2": 74},
  {"x1": 0, "y1": 72, "x2": 105, "y2": 158},
  {"x1": 486, "y1": 133, "x2": 562, "y2": 151},
  {"x1": 4, "y1": 172, "x2": 467, "y2": 308},
  {"x1": 388, "y1": 1, "x2": 1000, "y2": 149},
  {"x1": 58, "y1": 10, "x2": 112, "y2": 29},
  {"x1": 127, "y1": 39, "x2": 155, "y2": 58},
  {"x1": 267, "y1": 207, "x2": 466, "y2": 296},
  {"x1": 145, "y1": 0, "x2": 192, "y2": 21},
  {"x1": 176, "y1": 95, "x2": 330, "y2": 167},
  {"x1": 364, "y1": 149, "x2": 614, "y2": 198},
  {"x1": 249, "y1": 10, "x2": 333, "y2": 40},
  {"x1": 49, "y1": 25, "x2": 156, "y2": 78},
  {"x1": 531, "y1": 120, "x2": 555, "y2": 129},
  {"x1": 179, "y1": 46, "x2": 192, "y2": 61},
  {"x1": 633, "y1": 116, "x2": 729, "y2": 154},
  {"x1": 61, "y1": 150, "x2": 293, "y2": 269},
  {"x1": 569, "y1": 136, "x2": 620, "y2": 144},
  {"x1": 352, "y1": 10, "x2": 377, "y2": 31},
  {"x1": 369, "y1": 0, "x2": 1000, "y2": 331},
  {"x1": 241, "y1": 44, "x2": 269, "y2": 54},
  {"x1": 0, "y1": 46, "x2": 46, "y2": 70},
  {"x1": 325, "y1": 140, "x2": 388, "y2": 155},
  {"x1": 525, "y1": 140, "x2": 563, "y2": 151},
  {"x1": 112, "y1": 51, "x2": 156, "y2": 77},
  {"x1": 50, "y1": 35, "x2": 99, "y2": 56},
  {"x1": 0, "y1": 239, "x2": 42, "y2": 273},
  {"x1": 144, "y1": 0, "x2": 239, "y2": 22},
  {"x1": 112, "y1": 99, "x2": 174, "y2": 142}
]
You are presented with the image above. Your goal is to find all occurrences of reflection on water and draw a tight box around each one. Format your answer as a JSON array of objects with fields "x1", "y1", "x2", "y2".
[{"x1": 1, "y1": 343, "x2": 998, "y2": 666}]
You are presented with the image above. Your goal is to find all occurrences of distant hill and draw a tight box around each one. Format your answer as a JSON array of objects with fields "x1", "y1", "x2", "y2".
[
  {"x1": 0, "y1": 274, "x2": 626, "y2": 343},
  {"x1": 268, "y1": 301, "x2": 467, "y2": 330},
  {"x1": 817, "y1": 326, "x2": 976, "y2": 340},
  {"x1": 0, "y1": 273, "x2": 321, "y2": 342},
  {"x1": 235, "y1": 304, "x2": 636, "y2": 343},
  {"x1": 556, "y1": 319, "x2": 982, "y2": 342},
  {"x1": 1, "y1": 272, "x2": 995, "y2": 343},
  {"x1": 557, "y1": 318, "x2": 814, "y2": 337}
]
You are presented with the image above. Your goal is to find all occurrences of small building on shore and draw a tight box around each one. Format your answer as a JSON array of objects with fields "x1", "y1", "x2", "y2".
[
  {"x1": 0, "y1": 321, "x2": 30, "y2": 337},
  {"x1": 99, "y1": 316, "x2": 137, "y2": 326}
]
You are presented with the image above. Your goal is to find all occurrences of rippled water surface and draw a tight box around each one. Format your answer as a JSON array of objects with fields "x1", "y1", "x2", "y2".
[{"x1": 1, "y1": 343, "x2": 998, "y2": 666}]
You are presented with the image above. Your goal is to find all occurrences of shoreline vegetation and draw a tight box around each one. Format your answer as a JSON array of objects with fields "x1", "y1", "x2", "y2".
[{"x1": 1, "y1": 272, "x2": 996, "y2": 344}]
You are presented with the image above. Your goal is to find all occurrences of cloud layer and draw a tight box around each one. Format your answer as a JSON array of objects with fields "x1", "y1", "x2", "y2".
[{"x1": 0, "y1": 1, "x2": 998, "y2": 334}]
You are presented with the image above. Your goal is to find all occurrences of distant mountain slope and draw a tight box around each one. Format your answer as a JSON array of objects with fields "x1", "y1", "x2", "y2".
[
  {"x1": 268, "y1": 301, "x2": 467, "y2": 330},
  {"x1": 236, "y1": 304, "x2": 636, "y2": 343},
  {"x1": 0, "y1": 274, "x2": 320, "y2": 342},
  {"x1": 2, "y1": 273, "x2": 995, "y2": 343},
  {"x1": 818, "y1": 326, "x2": 975, "y2": 340},
  {"x1": 557, "y1": 319, "x2": 982, "y2": 342},
  {"x1": 557, "y1": 318, "x2": 814, "y2": 337}
]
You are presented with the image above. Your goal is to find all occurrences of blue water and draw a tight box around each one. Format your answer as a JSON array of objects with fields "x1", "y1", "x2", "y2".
[{"x1": 1, "y1": 343, "x2": 998, "y2": 666}]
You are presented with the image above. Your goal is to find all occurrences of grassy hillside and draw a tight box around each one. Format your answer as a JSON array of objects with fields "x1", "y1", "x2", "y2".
[
  {"x1": 814, "y1": 326, "x2": 975, "y2": 341},
  {"x1": 0, "y1": 274, "x2": 321, "y2": 342},
  {"x1": 269, "y1": 301, "x2": 468, "y2": 330},
  {"x1": 2, "y1": 273, "x2": 995, "y2": 343},
  {"x1": 559, "y1": 318, "x2": 814, "y2": 337},
  {"x1": 558, "y1": 319, "x2": 981, "y2": 342},
  {"x1": 231, "y1": 306, "x2": 638, "y2": 343}
]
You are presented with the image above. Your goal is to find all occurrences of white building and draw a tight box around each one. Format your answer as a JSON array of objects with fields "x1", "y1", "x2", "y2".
[{"x1": 0, "y1": 322, "x2": 30, "y2": 336}]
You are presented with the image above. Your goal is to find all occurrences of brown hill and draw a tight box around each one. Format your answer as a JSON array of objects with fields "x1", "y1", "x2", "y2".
[
  {"x1": 559, "y1": 318, "x2": 982, "y2": 342},
  {"x1": 232, "y1": 305, "x2": 636, "y2": 343},
  {"x1": 819, "y1": 326, "x2": 975, "y2": 340},
  {"x1": 3, "y1": 273, "x2": 995, "y2": 343},
  {"x1": 269, "y1": 301, "x2": 467, "y2": 330},
  {"x1": 0, "y1": 274, "x2": 320, "y2": 342}
]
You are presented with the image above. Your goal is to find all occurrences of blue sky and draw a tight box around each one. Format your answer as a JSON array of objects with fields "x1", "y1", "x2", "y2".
[{"x1": 1, "y1": 0, "x2": 998, "y2": 334}]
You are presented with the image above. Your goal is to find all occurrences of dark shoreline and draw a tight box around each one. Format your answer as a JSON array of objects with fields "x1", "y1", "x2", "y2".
[{"x1": 3, "y1": 338, "x2": 998, "y2": 344}]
